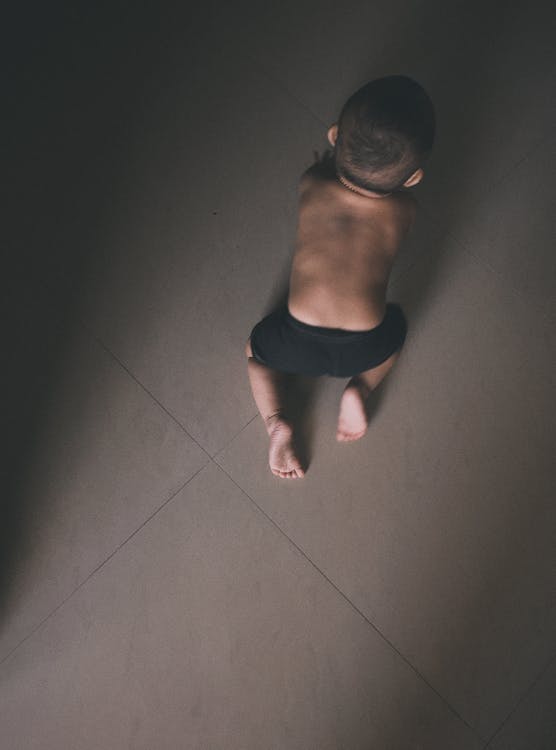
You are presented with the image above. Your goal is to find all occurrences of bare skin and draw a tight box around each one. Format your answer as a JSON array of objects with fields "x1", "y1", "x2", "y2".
[
  {"x1": 245, "y1": 352, "x2": 306, "y2": 478},
  {"x1": 266, "y1": 414, "x2": 305, "y2": 479},
  {"x1": 246, "y1": 124, "x2": 420, "y2": 477}
]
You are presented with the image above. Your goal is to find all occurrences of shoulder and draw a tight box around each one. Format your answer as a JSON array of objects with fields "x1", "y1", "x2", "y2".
[{"x1": 299, "y1": 169, "x2": 315, "y2": 191}]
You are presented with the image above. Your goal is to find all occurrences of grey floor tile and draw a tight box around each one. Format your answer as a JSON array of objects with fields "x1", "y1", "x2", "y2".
[
  {"x1": 5, "y1": 5, "x2": 231, "y2": 293},
  {"x1": 218, "y1": 240, "x2": 556, "y2": 739},
  {"x1": 390, "y1": 206, "x2": 448, "y2": 287},
  {"x1": 485, "y1": 656, "x2": 556, "y2": 750},
  {"x1": 61, "y1": 42, "x2": 328, "y2": 457},
  {"x1": 0, "y1": 462, "x2": 481, "y2": 750},
  {"x1": 0, "y1": 319, "x2": 208, "y2": 662},
  {"x1": 447, "y1": 134, "x2": 556, "y2": 318}
]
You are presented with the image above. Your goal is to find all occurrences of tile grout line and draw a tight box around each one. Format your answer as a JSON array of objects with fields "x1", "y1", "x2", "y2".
[
  {"x1": 75, "y1": 250, "x2": 551, "y2": 744},
  {"x1": 212, "y1": 458, "x2": 483, "y2": 742},
  {"x1": 5, "y1": 297, "x2": 545, "y2": 733},
  {"x1": 0, "y1": 404, "x2": 261, "y2": 670},
  {"x1": 77, "y1": 318, "x2": 215, "y2": 458},
  {"x1": 210, "y1": 413, "x2": 261, "y2": 459},
  {"x1": 0, "y1": 49, "x2": 312, "y2": 671},
  {"x1": 415, "y1": 128, "x2": 554, "y2": 310},
  {"x1": 239, "y1": 49, "x2": 329, "y2": 130},
  {"x1": 77, "y1": 305, "x2": 283, "y2": 461},
  {"x1": 0, "y1": 462, "x2": 210, "y2": 669},
  {"x1": 78, "y1": 315, "x2": 265, "y2": 459},
  {"x1": 401, "y1": 201, "x2": 552, "y2": 378},
  {"x1": 0, "y1": 297, "x2": 262, "y2": 669},
  {"x1": 46, "y1": 271, "x2": 261, "y2": 462},
  {"x1": 441, "y1": 227, "x2": 551, "y2": 350},
  {"x1": 481, "y1": 651, "x2": 556, "y2": 748}
]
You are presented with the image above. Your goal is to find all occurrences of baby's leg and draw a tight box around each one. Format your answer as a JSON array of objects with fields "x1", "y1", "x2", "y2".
[
  {"x1": 245, "y1": 338, "x2": 305, "y2": 478},
  {"x1": 336, "y1": 350, "x2": 400, "y2": 442}
]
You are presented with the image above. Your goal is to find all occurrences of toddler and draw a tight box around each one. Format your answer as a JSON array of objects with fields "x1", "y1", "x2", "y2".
[{"x1": 245, "y1": 75, "x2": 435, "y2": 478}]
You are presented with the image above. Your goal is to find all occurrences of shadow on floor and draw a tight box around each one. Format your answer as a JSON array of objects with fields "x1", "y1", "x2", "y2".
[{"x1": 2, "y1": 2, "x2": 210, "y2": 626}]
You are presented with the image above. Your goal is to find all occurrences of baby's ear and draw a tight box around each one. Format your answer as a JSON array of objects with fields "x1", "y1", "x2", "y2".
[
  {"x1": 404, "y1": 168, "x2": 424, "y2": 188},
  {"x1": 327, "y1": 123, "x2": 338, "y2": 146}
]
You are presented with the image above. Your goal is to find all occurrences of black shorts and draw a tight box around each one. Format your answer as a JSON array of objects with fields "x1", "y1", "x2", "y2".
[{"x1": 249, "y1": 303, "x2": 408, "y2": 378}]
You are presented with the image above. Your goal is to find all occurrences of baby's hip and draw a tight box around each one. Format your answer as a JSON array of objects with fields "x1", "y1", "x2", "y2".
[{"x1": 249, "y1": 303, "x2": 408, "y2": 377}]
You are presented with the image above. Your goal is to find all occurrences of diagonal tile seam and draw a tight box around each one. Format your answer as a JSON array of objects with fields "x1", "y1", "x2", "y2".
[
  {"x1": 5, "y1": 286, "x2": 540, "y2": 744},
  {"x1": 211, "y1": 458, "x2": 483, "y2": 742},
  {"x1": 0, "y1": 460, "x2": 210, "y2": 669},
  {"x1": 399, "y1": 198, "x2": 525, "y2": 310},
  {"x1": 420, "y1": 202, "x2": 552, "y2": 329},
  {"x1": 419, "y1": 127, "x2": 553, "y2": 229},
  {"x1": 481, "y1": 651, "x2": 556, "y2": 749},
  {"x1": 77, "y1": 318, "x2": 215, "y2": 461},
  {"x1": 2, "y1": 277, "x2": 476, "y2": 738},
  {"x1": 79, "y1": 317, "x2": 263, "y2": 461},
  {"x1": 0, "y1": 303, "x2": 262, "y2": 667},
  {"x1": 411, "y1": 127, "x2": 554, "y2": 324},
  {"x1": 210, "y1": 413, "x2": 261, "y2": 459},
  {"x1": 33, "y1": 293, "x2": 546, "y2": 745},
  {"x1": 454, "y1": 237, "x2": 552, "y2": 334},
  {"x1": 397, "y1": 201, "x2": 552, "y2": 378}
]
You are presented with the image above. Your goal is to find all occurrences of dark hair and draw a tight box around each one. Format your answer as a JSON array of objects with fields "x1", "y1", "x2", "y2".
[{"x1": 335, "y1": 75, "x2": 435, "y2": 193}]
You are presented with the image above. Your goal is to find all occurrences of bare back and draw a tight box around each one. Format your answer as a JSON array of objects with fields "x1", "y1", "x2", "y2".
[{"x1": 288, "y1": 161, "x2": 416, "y2": 331}]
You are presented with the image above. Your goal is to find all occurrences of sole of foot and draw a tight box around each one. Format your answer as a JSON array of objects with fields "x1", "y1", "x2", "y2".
[
  {"x1": 267, "y1": 418, "x2": 305, "y2": 479},
  {"x1": 336, "y1": 383, "x2": 369, "y2": 442}
]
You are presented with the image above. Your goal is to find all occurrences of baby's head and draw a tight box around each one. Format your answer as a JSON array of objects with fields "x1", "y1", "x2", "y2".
[{"x1": 329, "y1": 75, "x2": 435, "y2": 196}]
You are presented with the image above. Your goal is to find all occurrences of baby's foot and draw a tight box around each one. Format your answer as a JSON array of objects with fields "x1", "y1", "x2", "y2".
[
  {"x1": 266, "y1": 416, "x2": 305, "y2": 479},
  {"x1": 336, "y1": 381, "x2": 370, "y2": 442}
]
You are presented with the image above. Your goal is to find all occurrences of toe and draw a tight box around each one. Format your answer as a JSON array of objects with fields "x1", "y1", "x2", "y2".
[{"x1": 337, "y1": 430, "x2": 365, "y2": 442}]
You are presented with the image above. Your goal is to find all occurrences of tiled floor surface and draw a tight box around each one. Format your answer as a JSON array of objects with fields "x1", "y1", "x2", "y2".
[{"x1": 3, "y1": 2, "x2": 555, "y2": 748}]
